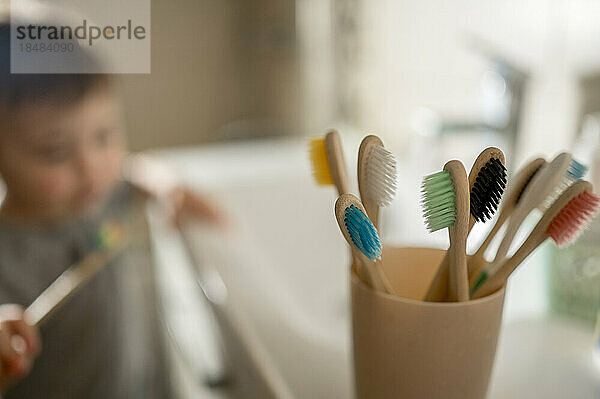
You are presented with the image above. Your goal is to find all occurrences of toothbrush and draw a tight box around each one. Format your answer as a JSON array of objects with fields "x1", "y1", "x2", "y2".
[
  {"x1": 423, "y1": 148, "x2": 506, "y2": 301},
  {"x1": 334, "y1": 193, "x2": 395, "y2": 294},
  {"x1": 472, "y1": 153, "x2": 587, "y2": 291},
  {"x1": 357, "y1": 135, "x2": 398, "y2": 229},
  {"x1": 25, "y1": 220, "x2": 129, "y2": 326},
  {"x1": 309, "y1": 129, "x2": 350, "y2": 195},
  {"x1": 471, "y1": 180, "x2": 599, "y2": 299},
  {"x1": 492, "y1": 153, "x2": 585, "y2": 263},
  {"x1": 468, "y1": 157, "x2": 546, "y2": 279},
  {"x1": 310, "y1": 130, "x2": 372, "y2": 280},
  {"x1": 541, "y1": 157, "x2": 588, "y2": 209},
  {"x1": 421, "y1": 160, "x2": 470, "y2": 301}
]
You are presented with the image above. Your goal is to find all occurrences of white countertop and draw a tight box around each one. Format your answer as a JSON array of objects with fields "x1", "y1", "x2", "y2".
[{"x1": 150, "y1": 137, "x2": 600, "y2": 398}]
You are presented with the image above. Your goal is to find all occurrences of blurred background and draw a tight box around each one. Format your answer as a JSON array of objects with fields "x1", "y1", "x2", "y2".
[
  {"x1": 118, "y1": 0, "x2": 600, "y2": 398},
  {"x1": 124, "y1": 1, "x2": 600, "y2": 398},
  {"x1": 122, "y1": 0, "x2": 600, "y2": 162}
]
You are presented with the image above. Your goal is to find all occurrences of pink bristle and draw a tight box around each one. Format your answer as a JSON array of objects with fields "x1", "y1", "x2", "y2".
[{"x1": 547, "y1": 191, "x2": 600, "y2": 247}]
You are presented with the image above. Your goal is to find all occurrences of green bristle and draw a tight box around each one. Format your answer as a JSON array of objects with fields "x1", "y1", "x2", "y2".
[
  {"x1": 92, "y1": 220, "x2": 124, "y2": 250},
  {"x1": 470, "y1": 270, "x2": 489, "y2": 296},
  {"x1": 421, "y1": 170, "x2": 457, "y2": 232}
]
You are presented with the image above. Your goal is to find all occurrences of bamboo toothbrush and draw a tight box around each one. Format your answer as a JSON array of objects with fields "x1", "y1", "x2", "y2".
[
  {"x1": 24, "y1": 220, "x2": 131, "y2": 326},
  {"x1": 468, "y1": 157, "x2": 546, "y2": 278},
  {"x1": 541, "y1": 157, "x2": 588, "y2": 209},
  {"x1": 311, "y1": 130, "x2": 370, "y2": 280},
  {"x1": 471, "y1": 180, "x2": 599, "y2": 299},
  {"x1": 423, "y1": 148, "x2": 506, "y2": 301},
  {"x1": 421, "y1": 160, "x2": 470, "y2": 301},
  {"x1": 357, "y1": 135, "x2": 398, "y2": 229},
  {"x1": 492, "y1": 153, "x2": 584, "y2": 264},
  {"x1": 472, "y1": 153, "x2": 587, "y2": 292},
  {"x1": 335, "y1": 193, "x2": 394, "y2": 294},
  {"x1": 309, "y1": 129, "x2": 350, "y2": 195}
]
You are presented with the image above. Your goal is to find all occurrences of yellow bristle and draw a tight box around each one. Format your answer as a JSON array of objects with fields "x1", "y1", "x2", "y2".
[{"x1": 309, "y1": 138, "x2": 333, "y2": 186}]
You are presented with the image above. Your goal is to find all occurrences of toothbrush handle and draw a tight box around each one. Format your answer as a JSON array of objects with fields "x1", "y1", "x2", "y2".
[
  {"x1": 424, "y1": 217, "x2": 475, "y2": 302},
  {"x1": 25, "y1": 246, "x2": 124, "y2": 326},
  {"x1": 374, "y1": 258, "x2": 395, "y2": 295},
  {"x1": 468, "y1": 207, "x2": 510, "y2": 278},
  {"x1": 25, "y1": 204, "x2": 145, "y2": 326},
  {"x1": 357, "y1": 135, "x2": 385, "y2": 230},
  {"x1": 423, "y1": 253, "x2": 450, "y2": 301},
  {"x1": 492, "y1": 203, "x2": 528, "y2": 264},
  {"x1": 472, "y1": 231, "x2": 546, "y2": 299},
  {"x1": 467, "y1": 210, "x2": 512, "y2": 288},
  {"x1": 353, "y1": 250, "x2": 394, "y2": 295},
  {"x1": 448, "y1": 225, "x2": 469, "y2": 302},
  {"x1": 326, "y1": 130, "x2": 350, "y2": 195}
]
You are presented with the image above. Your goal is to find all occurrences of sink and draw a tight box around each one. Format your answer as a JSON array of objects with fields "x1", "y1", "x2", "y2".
[{"x1": 154, "y1": 138, "x2": 356, "y2": 398}]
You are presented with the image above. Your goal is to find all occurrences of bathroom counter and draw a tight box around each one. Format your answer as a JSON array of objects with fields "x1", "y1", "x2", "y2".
[
  {"x1": 150, "y1": 138, "x2": 599, "y2": 398},
  {"x1": 489, "y1": 317, "x2": 599, "y2": 398}
]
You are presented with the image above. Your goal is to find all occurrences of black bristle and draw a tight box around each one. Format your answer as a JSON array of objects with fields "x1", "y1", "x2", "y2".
[{"x1": 470, "y1": 158, "x2": 507, "y2": 222}]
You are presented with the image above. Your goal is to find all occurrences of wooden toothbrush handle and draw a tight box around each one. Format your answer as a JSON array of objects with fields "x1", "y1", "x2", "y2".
[
  {"x1": 492, "y1": 202, "x2": 529, "y2": 265},
  {"x1": 353, "y1": 250, "x2": 393, "y2": 294},
  {"x1": 357, "y1": 135, "x2": 385, "y2": 229},
  {"x1": 423, "y1": 252, "x2": 450, "y2": 301},
  {"x1": 25, "y1": 246, "x2": 125, "y2": 326},
  {"x1": 374, "y1": 259, "x2": 395, "y2": 295},
  {"x1": 448, "y1": 225, "x2": 469, "y2": 301},
  {"x1": 469, "y1": 208, "x2": 510, "y2": 278},
  {"x1": 472, "y1": 232, "x2": 546, "y2": 299},
  {"x1": 325, "y1": 130, "x2": 350, "y2": 195},
  {"x1": 424, "y1": 217, "x2": 475, "y2": 302}
]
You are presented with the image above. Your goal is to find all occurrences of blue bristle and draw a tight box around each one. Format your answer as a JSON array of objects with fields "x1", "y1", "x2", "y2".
[
  {"x1": 568, "y1": 159, "x2": 588, "y2": 180},
  {"x1": 344, "y1": 205, "x2": 382, "y2": 261}
]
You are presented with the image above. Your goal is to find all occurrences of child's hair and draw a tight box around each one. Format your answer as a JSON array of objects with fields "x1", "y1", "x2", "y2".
[{"x1": 0, "y1": 21, "x2": 112, "y2": 113}]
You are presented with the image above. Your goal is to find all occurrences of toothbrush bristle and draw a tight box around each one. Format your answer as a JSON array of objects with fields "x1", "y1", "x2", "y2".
[
  {"x1": 541, "y1": 174, "x2": 576, "y2": 211},
  {"x1": 470, "y1": 157, "x2": 507, "y2": 222},
  {"x1": 94, "y1": 220, "x2": 124, "y2": 250},
  {"x1": 421, "y1": 170, "x2": 457, "y2": 232},
  {"x1": 567, "y1": 158, "x2": 588, "y2": 180},
  {"x1": 542, "y1": 158, "x2": 589, "y2": 210},
  {"x1": 344, "y1": 205, "x2": 382, "y2": 261},
  {"x1": 365, "y1": 145, "x2": 397, "y2": 206},
  {"x1": 309, "y1": 138, "x2": 333, "y2": 186},
  {"x1": 547, "y1": 191, "x2": 600, "y2": 247}
]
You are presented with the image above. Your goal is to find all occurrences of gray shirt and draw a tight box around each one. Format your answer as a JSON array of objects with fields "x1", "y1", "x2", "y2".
[{"x1": 0, "y1": 182, "x2": 173, "y2": 398}]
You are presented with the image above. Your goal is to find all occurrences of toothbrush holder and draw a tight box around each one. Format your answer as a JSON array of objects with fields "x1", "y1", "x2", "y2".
[{"x1": 351, "y1": 247, "x2": 505, "y2": 399}]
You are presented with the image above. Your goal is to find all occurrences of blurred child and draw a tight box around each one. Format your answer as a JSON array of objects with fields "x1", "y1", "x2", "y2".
[{"x1": 0, "y1": 20, "x2": 223, "y2": 398}]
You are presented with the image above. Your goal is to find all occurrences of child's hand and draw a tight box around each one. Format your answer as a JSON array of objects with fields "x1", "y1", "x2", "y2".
[
  {"x1": 0, "y1": 305, "x2": 41, "y2": 392},
  {"x1": 170, "y1": 187, "x2": 227, "y2": 229},
  {"x1": 124, "y1": 154, "x2": 227, "y2": 229}
]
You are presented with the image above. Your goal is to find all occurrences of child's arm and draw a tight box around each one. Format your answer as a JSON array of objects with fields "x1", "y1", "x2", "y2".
[
  {"x1": 0, "y1": 305, "x2": 41, "y2": 393},
  {"x1": 123, "y1": 153, "x2": 226, "y2": 228}
]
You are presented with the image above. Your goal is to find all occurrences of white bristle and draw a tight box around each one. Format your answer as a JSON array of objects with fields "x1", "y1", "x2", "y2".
[
  {"x1": 365, "y1": 145, "x2": 398, "y2": 206},
  {"x1": 541, "y1": 174, "x2": 576, "y2": 211}
]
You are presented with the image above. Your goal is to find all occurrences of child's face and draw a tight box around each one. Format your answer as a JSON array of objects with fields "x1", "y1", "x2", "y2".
[{"x1": 0, "y1": 89, "x2": 126, "y2": 222}]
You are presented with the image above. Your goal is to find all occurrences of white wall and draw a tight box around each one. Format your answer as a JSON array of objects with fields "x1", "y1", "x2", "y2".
[{"x1": 334, "y1": 0, "x2": 600, "y2": 165}]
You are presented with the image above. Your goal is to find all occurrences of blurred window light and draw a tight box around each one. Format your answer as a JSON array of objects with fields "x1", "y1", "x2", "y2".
[
  {"x1": 481, "y1": 70, "x2": 507, "y2": 98},
  {"x1": 481, "y1": 69, "x2": 510, "y2": 129},
  {"x1": 410, "y1": 107, "x2": 441, "y2": 138}
]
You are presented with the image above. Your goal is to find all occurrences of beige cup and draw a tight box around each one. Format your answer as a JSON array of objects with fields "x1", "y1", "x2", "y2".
[{"x1": 351, "y1": 247, "x2": 505, "y2": 399}]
